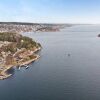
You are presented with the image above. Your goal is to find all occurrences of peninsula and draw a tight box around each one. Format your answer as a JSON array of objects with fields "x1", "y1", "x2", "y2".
[
  {"x1": 0, "y1": 32, "x2": 41, "y2": 80},
  {"x1": 0, "y1": 22, "x2": 71, "y2": 80}
]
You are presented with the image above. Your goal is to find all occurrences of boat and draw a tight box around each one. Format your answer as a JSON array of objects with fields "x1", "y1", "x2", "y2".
[
  {"x1": 68, "y1": 54, "x2": 70, "y2": 56},
  {"x1": 24, "y1": 65, "x2": 29, "y2": 69},
  {"x1": 18, "y1": 66, "x2": 20, "y2": 70}
]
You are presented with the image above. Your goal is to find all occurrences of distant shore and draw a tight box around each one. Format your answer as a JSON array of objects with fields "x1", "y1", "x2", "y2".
[{"x1": 0, "y1": 22, "x2": 69, "y2": 33}]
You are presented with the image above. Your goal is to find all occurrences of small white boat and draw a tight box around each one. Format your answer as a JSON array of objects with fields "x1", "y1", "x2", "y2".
[
  {"x1": 18, "y1": 67, "x2": 20, "y2": 70},
  {"x1": 25, "y1": 66, "x2": 29, "y2": 69},
  {"x1": 23, "y1": 65, "x2": 29, "y2": 69}
]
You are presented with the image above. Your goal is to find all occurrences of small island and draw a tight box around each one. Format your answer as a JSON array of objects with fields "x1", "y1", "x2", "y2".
[
  {"x1": 98, "y1": 34, "x2": 100, "y2": 37},
  {"x1": 0, "y1": 32, "x2": 41, "y2": 80}
]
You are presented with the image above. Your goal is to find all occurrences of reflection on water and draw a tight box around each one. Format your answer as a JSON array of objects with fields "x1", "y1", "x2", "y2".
[{"x1": 6, "y1": 68, "x2": 15, "y2": 75}]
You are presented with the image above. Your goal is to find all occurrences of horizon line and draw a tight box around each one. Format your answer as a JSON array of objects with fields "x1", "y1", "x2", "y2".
[{"x1": 0, "y1": 21, "x2": 99, "y2": 25}]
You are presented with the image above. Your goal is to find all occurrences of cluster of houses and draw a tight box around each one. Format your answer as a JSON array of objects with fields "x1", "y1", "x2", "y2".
[
  {"x1": 0, "y1": 24, "x2": 41, "y2": 33},
  {"x1": 0, "y1": 41, "x2": 12, "y2": 66},
  {"x1": 0, "y1": 23, "x2": 67, "y2": 33},
  {"x1": 0, "y1": 41, "x2": 41, "y2": 69}
]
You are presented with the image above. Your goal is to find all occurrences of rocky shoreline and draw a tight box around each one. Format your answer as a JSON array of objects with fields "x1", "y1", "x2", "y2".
[
  {"x1": 0, "y1": 32, "x2": 42, "y2": 80},
  {"x1": 0, "y1": 47, "x2": 41, "y2": 80}
]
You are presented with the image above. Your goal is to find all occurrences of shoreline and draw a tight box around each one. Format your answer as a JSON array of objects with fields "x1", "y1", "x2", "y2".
[
  {"x1": 0, "y1": 47, "x2": 41, "y2": 80},
  {"x1": 19, "y1": 54, "x2": 40, "y2": 66}
]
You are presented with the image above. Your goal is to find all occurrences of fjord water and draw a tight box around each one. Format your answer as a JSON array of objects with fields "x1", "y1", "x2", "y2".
[{"x1": 1, "y1": 25, "x2": 100, "y2": 100}]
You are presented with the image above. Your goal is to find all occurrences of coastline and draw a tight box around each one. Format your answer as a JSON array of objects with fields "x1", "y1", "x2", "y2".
[
  {"x1": 19, "y1": 54, "x2": 40, "y2": 66},
  {"x1": 0, "y1": 47, "x2": 41, "y2": 80}
]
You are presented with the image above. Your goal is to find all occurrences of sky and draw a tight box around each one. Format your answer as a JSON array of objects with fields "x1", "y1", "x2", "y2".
[{"x1": 0, "y1": 0, "x2": 100, "y2": 24}]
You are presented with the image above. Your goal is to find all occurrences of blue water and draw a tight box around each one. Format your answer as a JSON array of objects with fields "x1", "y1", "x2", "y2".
[{"x1": 0, "y1": 25, "x2": 100, "y2": 100}]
